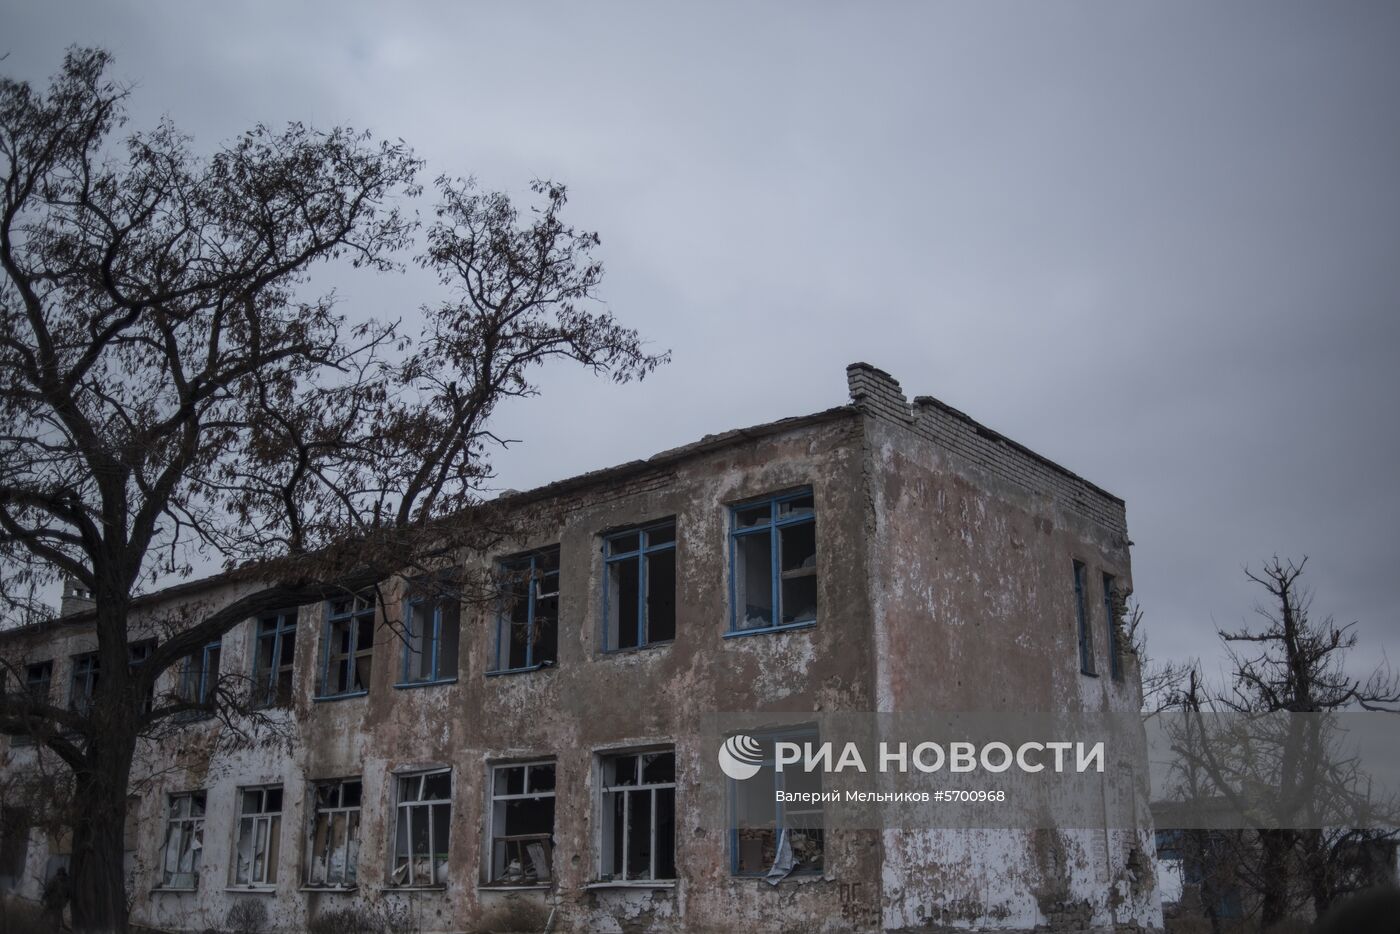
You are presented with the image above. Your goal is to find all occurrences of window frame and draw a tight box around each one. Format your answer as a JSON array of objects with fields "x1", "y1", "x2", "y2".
[
  {"x1": 727, "y1": 487, "x2": 818, "y2": 636},
  {"x1": 390, "y1": 767, "x2": 453, "y2": 889},
  {"x1": 231, "y1": 784, "x2": 283, "y2": 889},
  {"x1": 1103, "y1": 572, "x2": 1122, "y2": 681},
  {"x1": 490, "y1": 547, "x2": 561, "y2": 674},
  {"x1": 12, "y1": 660, "x2": 53, "y2": 746},
  {"x1": 178, "y1": 639, "x2": 222, "y2": 715},
  {"x1": 728, "y1": 726, "x2": 824, "y2": 877},
  {"x1": 398, "y1": 579, "x2": 461, "y2": 687},
  {"x1": 68, "y1": 651, "x2": 100, "y2": 717},
  {"x1": 252, "y1": 610, "x2": 299, "y2": 708},
  {"x1": 159, "y1": 791, "x2": 206, "y2": 891},
  {"x1": 1073, "y1": 560, "x2": 1096, "y2": 676},
  {"x1": 602, "y1": 520, "x2": 677, "y2": 652},
  {"x1": 319, "y1": 592, "x2": 376, "y2": 699},
  {"x1": 596, "y1": 746, "x2": 677, "y2": 884},
  {"x1": 486, "y1": 759, "x2": 557, "y2": 887},
  {"x1": 305, "y1": 777, "x2": 362, "y2": 889}
]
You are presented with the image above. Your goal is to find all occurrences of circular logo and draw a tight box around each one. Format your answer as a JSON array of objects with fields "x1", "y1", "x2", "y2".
[{"x1": 718, "y1": 734, "x2": 764, "y2": 781}]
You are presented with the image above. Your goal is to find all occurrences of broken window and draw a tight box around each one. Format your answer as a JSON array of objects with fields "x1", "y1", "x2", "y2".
[
  {"x1": 488, "y1": 760, "x2": 555, "y2": 885},
  {"x1": 178, "y1": 639, "x2": 222, "y2": 714},
  {"x1": 232, "y1": 785, "x2": 282, "y2": 887},
  {"x1": 492, "y1": 548, "x2": 559, "y2": 672},
  {"x1": 253, "y1": 611, "x2": 297, "y2": 708},
  {"x1": 160, "y1": 791, "x2": 205, "y2": 889},
  {"x1": 0, "y1": 805, "x2": 29, "y2": 887},
  {"x1": 128, "y1": 639, "x2": 156, "y2": 715},
  {"x1": 731, "y1": 729, "x2": 824, "y2": 880},
  {"x1": 730, "y1": 489, "x2": 818, "y2": 632},
  {"x1": 391, "y1": 769, "x2": 451, "y2": 887},
  {"x1": 68, "y1": 651, "x2": 99, "y2": 717},
  {"x1": 599, "y1": 749, "x2": 676, "y2": 882},
  {"x1": 306, "y1": 778, "x2": 361, "y2": 888},
  {"x1": 1103, "y1": 573, "x2": 1121, "y2": 681},
  {"x1": 12, "y1": 660, "x2": 52, "y2": 746},
  {"x1": 1073, "y1": 561, "x2": 1095, "y2": 675},
  {"x1": 604, "y1": 521, "x2": 677, "y2": 651},
  {"x1": 400, "y1": 577, "x2": 460, "y2": 685},
  {"x1": 321, "y1": 592, "x2": 375, "y2": 696}
]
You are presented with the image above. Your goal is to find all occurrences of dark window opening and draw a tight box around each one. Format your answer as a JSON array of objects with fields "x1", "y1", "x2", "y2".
[
  {"x1": 493, "y1": 548, "x2": 560, "y2": 672},
  {"x1": 604, "y1": 521, "x2": 677, "y2": 651}
]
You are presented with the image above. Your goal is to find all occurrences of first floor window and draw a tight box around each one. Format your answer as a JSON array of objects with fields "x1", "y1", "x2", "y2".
[
  {"x1": 307, "y1": 778, "x2": 361, "y2": 888},
  {"x1": 161, "y1": 792, "x2": 206, "y2": 889},
  {"x1": 253, "y1": 611, "x2": 298, "y2": 707},
  {"x1": 488, "y1": 760, "x2": 555, "y2": 885},
  {"x1": 599, "y1": 748, "x2": 676, "y2": 882},
  {"x1": 69, "y1": 651, "x2": 99, "y2": 717},
  {"x1": 233, "y1": 785, "x2": 283, "y2": 887},
  {"x1": 0, "y1": 805, "x2": 29, "y2": 885},
  {"x1": 322, "y1": 592, "x2": 375, "y2": 696},
  {"x1": 492, "y1": 548, "x2": 560, "y2": 672},
  {"x1": 391, "y1": 769, "x2": 451, "y2": 887},
  {"x1": 731, "y1": 730, "x2": 824, "y2": 877},
  {"x1": 730, "y1": 489, "x2": 818, "y2": 632}
]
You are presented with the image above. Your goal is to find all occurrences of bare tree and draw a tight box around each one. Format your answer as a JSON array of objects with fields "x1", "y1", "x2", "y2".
[
  {"x1": 1159, "y1": 558, "x2": 1400, "y2": 928},
  {"x1": 0, "y1": 49, "x2": 665, "y2": 932}
]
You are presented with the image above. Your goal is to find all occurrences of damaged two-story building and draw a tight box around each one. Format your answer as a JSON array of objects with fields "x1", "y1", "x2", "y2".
[{"x1": 0, "y1": 363, "x2": 1162, "y2": 932}]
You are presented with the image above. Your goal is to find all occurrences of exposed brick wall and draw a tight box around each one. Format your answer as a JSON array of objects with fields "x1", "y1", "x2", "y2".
[{"x1": 846, "y1": 362, "x2": 1127, "y2": 536}]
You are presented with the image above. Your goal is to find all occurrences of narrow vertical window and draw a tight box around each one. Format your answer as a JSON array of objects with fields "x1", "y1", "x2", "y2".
[
  {"x1": 0, "y1": 805, "x2": 30, "y2": 885},
  {"x1": 69, "y1": 651, "x2": 99, "y2": 717},
  {"x1": 232, "y1": 786, "x2": 283, "y2": 887},
  {"x1": 488, "y1": 760, "x2": 556, "y2": 885},
  {"x1": 604, "y1": 521, "x2": 677, "y2": 651},
  {"x1": 599, "y1": 749, "x2": 677, "y2": 882},
  {"x1": 1103, "y1": 573, "x2": 1122, "y2": 681},
  {"x1": 178, "y1": 640, "x2": 222, "y2": 713},
  {"x1": 400, "y1": 577, "x2": 461, "y2": 685},
  {"x1": 729, "y1": 489, "x2": 817, "y2": 633},
  {"x1": 493, "y1": 548, "x2": 560, "y2": 672},
  {"x1": 321, "y1": 592, "x2": 375, "y2": 697},
  {"x1": 13, "y1": 660, "x2": 52, "y2": 745},
  {"x1": 128, "y1": 639, "x2": 155, "y2": 714},
  {"x1": 160, "y1": 792, "x2": 206, "y2": 889},
  {"x1": 730, "y1": 729, "x2": 824, "y2": 877},
  {"x1": 391, "y1": 769, "x2": 452, "y2": 887},
  {"x1": 253, "y1": 611, "x2": 298, "y2": 708},
  {"x1": 1074, "y1": 560, "x2": 1095, "y2": 675},
  {"x1": 306, "y1": 778, "x2": 361, "y2": 888}
]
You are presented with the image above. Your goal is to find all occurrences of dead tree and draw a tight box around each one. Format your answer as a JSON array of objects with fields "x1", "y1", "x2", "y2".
[{"x1": 0, "y1": 48, "x2": 665, "y2": 932}]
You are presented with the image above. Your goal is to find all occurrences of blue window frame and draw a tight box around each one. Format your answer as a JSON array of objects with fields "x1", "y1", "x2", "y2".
[
  {"x1": 728, "y1": 488, "x2": 817, "y2": 634},
  {"x1": 491, "y1": 547, "x2": 560, "y2": 673},
  {"x1": 729, "y1": 727, "x2": 824, "y2": 877},
  {"x1": 178, "y1": 640, "x2": 222, "y2": 712},
  {"x1": 1102, "y1": 573, "x2": 1121, "y2": 681},
  {"x1": 603, "y1": 521, "x2": 677, "y2": 651},
  {"x1": 69, "y1": 651, "x2": 99, "y2": 717},
  {"x1": 253, "y1": 611, "x2": 298, "y2": 708},
  {"x1": 399, "y1": 579, "x2": 460, "y2": 686},
  {"x1": 1073, "y1": 561, "x2": 1095, "y2": 676},
  {"x1": 320, "y1": 592, "x2": 375, "y2": 698}
]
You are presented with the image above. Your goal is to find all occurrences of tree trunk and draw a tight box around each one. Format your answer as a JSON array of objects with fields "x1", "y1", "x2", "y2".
[
  {"x1": 1258, "y1": 829, "x2": 1294, "y2": 928},
  {"x1": 68, "y1": 736, "x2": 136, "y2": 934}
]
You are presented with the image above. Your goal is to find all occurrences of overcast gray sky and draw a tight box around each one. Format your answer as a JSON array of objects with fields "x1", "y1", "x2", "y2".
[{"x1": 4, "y1": 1, "x2": 1398, "y2": 676}]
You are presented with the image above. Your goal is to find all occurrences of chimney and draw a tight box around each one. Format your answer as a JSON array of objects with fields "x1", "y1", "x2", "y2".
[{"x1": 60, "y1": 577, "x2": 95, "y2": 617}]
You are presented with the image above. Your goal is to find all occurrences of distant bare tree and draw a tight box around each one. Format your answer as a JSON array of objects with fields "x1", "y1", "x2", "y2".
[{"x1": 0, "y1": 48, "x2": 665, "y2": 932}]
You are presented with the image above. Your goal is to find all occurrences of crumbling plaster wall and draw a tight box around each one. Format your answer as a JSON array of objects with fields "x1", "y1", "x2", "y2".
[{"x1": 850, "y1": 364, "x2": 1161, "y2": 932}]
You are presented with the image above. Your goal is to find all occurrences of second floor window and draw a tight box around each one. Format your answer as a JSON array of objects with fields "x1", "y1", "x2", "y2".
[
  {"x1": 730, "y1": 489, "x2": 818, "y2": 633},
  {"x1": 492, "y1": 548, "x2": 559, "y2": 673},
  {"x1": 232, "y1": 786, "x2": 283, "y2": 887},
  {"x1": 321, "y1": 593, "x2": 375, "y2": 697},
  {"x1": 307, "y1": 778, "x2": 361, "y2": 888},
  {"x1": 178, "y1": 640, "x2": 222, "y2": 711},
  {"x1": 69, "y1": 651, "x2": 99, "y2": 717},
  {"x1": 253, "y1": 611, "x2": 297, "y2": 708},
  {"x1": 1073, "y1": 561, "x2": 1095, "y2": 676},
  {"x1": 604, "y1": 522, "x2": 677, "y2": 651},
  {"x1": 160, "y1": 791, "x2": 206, "y2": 889},
  {"x1": 401, "y1": 579, "x2": 460, "y2": 685},
  {"x1": 13, "y1": 661, "x2": 52, "y2": 746}
]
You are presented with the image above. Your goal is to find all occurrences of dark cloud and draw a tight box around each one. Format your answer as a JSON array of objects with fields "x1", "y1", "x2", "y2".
[{"x1": 4, "y1": 1, "x2": 1397, "y2": 674}]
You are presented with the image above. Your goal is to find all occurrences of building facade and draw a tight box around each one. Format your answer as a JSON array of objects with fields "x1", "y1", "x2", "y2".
[{"x1": 0, "y1": 363, "x2": 1161, "y2": 932}]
